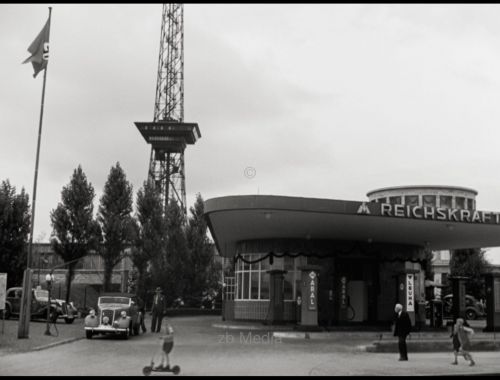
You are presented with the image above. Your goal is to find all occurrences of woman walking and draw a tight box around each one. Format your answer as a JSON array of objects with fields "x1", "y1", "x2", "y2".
[{"x1": 452, "y1": 318, "x2": 475, "y2": 366}]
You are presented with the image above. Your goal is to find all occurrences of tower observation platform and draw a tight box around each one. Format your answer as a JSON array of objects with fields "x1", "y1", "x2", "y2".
[{"x1": 135, "y1": 121, "x2": 201, "y2": 154}]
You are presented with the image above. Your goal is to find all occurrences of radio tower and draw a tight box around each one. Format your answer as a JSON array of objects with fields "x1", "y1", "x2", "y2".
[{"x1": 135, "y1": 3, "x2": 201, "y2": 219}]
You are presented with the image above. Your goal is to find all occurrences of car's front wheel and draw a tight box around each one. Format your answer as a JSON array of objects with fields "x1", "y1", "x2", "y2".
[
  {"x1": 121, "y1": 329, "x2": 129, "y2": 340},
  {"x1": 65, "y1": 317, "x2": 75, "y2": 324},
  {"x1": 86, "y1": 330, "x2": 93, "y2": 339},
  {"x1": 3, "y1": 305, "x2": 11, "y2": 320},
  {"x1": 49, "y1": 309, "x2": 59, "y2": 323},
  {"x1": 466, "y1": 309, "x2": 477, "y2": 320}
]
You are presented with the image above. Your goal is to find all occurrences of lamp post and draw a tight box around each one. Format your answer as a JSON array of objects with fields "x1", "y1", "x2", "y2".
[{"x1": 44, "y1": 273, "x2": 54, "y2": 336}]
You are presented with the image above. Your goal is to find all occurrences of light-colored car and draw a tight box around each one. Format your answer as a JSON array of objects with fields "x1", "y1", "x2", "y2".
[{"x1": 84, "y1": 293, "x2": 143, "y2": 340}]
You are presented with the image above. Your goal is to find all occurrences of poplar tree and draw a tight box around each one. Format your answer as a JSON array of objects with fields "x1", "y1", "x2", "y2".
[
  {"x1": 134, "y1": 181, "x2": 165, "y2": 300},
  {"x1": 450, "y1": 248, "x2": 489, "y2": 299},
  {"x1": 185, "y1": 193, "x2": 219, "y2": 304},
  {"x1": 153, "y1": 199, "x2": 188, "y2": 305},
  {"x1": 97, "y1": 163, "x2": 134, "y2": 292},
  {"x1": 50, "y1": 166, "x2": 100, "y2": 301},
  {"x1": 0, "y1": 180, "x2": 30, "y2": 288}
]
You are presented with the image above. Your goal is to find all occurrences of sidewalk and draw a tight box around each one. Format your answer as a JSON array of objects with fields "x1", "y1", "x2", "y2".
[
  {"x1": 213, "y1": 319, "x2": 500, "y2": 352},
  {"x1": 0, "y1": 318, "x2": 84, "y2": 356}
]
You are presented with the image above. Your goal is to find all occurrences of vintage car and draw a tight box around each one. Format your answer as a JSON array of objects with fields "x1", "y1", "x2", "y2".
[
  {"x1": 425, "y1": 294, "x2": 486, "y2": 320},
  {"x1": 52, "y1": 298, "x2": 77, "y2": 324},
  {"x1": 3, "y1": 286, "x2": 75, "y2": 323},
  {"x1": 84, "y1": 293, "x2": 143, "y2": 339}
]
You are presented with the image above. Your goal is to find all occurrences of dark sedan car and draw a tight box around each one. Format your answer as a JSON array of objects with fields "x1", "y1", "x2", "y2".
[
  {"x1": 4, "y1": 286, "x2": 75, "y2": 323},
  {"x1": 426, "y1": 294, "x2": 486, "y2": 320}
]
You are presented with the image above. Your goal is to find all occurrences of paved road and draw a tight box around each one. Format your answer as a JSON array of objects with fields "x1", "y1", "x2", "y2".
[{"x1": 0, "y1": 316, "x2": 499, "y2": 376}]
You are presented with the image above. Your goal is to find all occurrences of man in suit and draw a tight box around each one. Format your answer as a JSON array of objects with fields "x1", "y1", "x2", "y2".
[
  {"x1": 393, "y1": 303, "x2": 412, "y2": 361},
  {"x1": 151, "y1": 287, "x2": 166, "y2": 333}
]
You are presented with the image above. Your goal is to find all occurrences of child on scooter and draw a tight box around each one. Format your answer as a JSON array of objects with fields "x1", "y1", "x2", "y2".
[{"x1": 154, "y1": 324, "x2": 174, "y2": 370}]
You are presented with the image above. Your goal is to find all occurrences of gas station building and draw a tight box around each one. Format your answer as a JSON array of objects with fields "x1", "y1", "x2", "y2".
[{"x1": 205, "y1": 186, "x2": 500, "y2": 330}]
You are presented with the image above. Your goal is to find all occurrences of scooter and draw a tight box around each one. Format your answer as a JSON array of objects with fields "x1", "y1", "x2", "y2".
[{"x1": 143, "y1": 363, "x2": 180, "y2": 376}]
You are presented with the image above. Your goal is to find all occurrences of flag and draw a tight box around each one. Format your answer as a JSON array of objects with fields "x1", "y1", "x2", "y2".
[{"x1": 22, "y1": 18, "x2": 50, "y2": 78}]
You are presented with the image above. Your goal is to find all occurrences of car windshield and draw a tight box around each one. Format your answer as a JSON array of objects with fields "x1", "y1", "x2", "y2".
[
  {"x1": 34, "y1": 289, "x2": 49, "y2": 301},
  {"x1": 98, "y1": 297, "x2": 130, "y2": 305}
]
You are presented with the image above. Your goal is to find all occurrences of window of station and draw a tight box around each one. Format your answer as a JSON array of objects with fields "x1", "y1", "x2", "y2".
[
  {"x1": 389, "y1": 196, "x2": 402, "y2": 204},
  {"x1": 404, "y1": 195, "x2": 419, "y2": 206},
  {"x1": 422, "y1": 195, "x2": 436, "y2": 207},
  {"x1": 467, "y1": 198, "x2": 475, "y2": 210},
  {"x1": 440, "y1": 195, "x2": 452, "y2": 208},
  {"x1": 224, "y1": 277, "x2": 236, "y2": 300},
  {"x1": 235, "y1": 254, "x2": 306, "y2": 300},
  {"x1": 455, "y1": 197, "x2": 465, "y2": 209}
]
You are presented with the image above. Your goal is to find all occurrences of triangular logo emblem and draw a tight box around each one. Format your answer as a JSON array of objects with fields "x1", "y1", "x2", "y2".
[{"x1": 357, "y1": 202, "x2": 371, "y2": 215}]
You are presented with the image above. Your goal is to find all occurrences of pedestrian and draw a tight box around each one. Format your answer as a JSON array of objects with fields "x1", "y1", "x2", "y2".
[
  {"x1": 450, "y1": 317, "x2": 462, "y2": 365},
  {"x1": 151, "y1": 287, "x2": 166, "y2": 333},
  {"x1": 154, "y1": 324, "x2": 175, "y2": 370},
  {"x1": 393, "y1": 303, "x2": 412, "y2": 361},
  {"x1": 137, "y1": 294, "x2": 147, "y2": 333},
  {"x1": 450, "y1": 316, "x2": 470, "y2": 364},
  {"x1": 453, "y1": 318, "x2": 476, "y2": 366}
]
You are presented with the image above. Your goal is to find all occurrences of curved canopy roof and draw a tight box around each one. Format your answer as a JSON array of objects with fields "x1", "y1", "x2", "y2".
[{"x1": 204, "y1": 195, "x2": 500, "y2": 258}]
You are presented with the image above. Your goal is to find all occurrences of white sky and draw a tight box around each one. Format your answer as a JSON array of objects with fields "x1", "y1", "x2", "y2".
[{"x1": 1, "y1": 4, "x2": 500, "y2": 264}]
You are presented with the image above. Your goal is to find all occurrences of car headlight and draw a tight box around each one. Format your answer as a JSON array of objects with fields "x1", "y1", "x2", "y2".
[{"x1": 120, "y1": 311, "x2": 127, "y2": 318}]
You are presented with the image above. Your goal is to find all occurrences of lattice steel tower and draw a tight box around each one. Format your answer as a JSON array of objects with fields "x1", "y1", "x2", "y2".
[{"x1": 135, "y1": 3, "x2": 201, "y2": 219}]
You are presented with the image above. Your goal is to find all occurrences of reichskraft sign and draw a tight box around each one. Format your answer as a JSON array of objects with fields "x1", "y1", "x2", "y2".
[{"x1": 356, "y1": 202, "x2": 500, "y2": 225}]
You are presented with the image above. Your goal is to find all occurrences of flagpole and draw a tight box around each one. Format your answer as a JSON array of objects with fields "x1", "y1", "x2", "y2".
[{"x1": 18, "y1": 7, "x2": 52, "y2": 339}]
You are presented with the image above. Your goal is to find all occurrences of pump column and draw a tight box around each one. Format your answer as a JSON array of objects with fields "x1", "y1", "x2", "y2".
[
  {"x1": 449, "y1": 275, "x2": 469, "y2": 322},
  {"x1": 298, "y1": 265, "x2": 322, "y2": 330},
  {"x1": 483, "y1": 272, "x2": 500, "y2": 332},
  {"x1": 397, "y1": 269, "x2": 418, "y2": 326}
]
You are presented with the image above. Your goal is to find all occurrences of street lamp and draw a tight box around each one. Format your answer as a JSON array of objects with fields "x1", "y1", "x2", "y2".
[{"x1": 44, "y1": 273, "x2": 55, "y2": 336}]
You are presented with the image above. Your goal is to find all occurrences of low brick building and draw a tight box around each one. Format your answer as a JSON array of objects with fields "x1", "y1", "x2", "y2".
[{"x1": 31, "y1": 243, "x2": 133, "y2": 312}]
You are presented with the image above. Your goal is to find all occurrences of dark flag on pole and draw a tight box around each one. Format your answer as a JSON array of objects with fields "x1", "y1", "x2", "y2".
[
  {"x1": 18, "y1": 8, "x2": 52, "y2": 339},
  {"x1": 22, "y1": 18, "x2": 50, "y2": 78}
]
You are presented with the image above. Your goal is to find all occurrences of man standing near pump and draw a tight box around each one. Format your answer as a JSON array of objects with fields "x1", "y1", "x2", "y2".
[
  {"x1": 393, "y1": 303, "x2": 412, "y2": 361},
  {"x1": 151, "y1": 287, "x2": 166, "y2": 333}
]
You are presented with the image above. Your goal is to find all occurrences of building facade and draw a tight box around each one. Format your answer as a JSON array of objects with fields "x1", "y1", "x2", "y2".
[
  {"x1": 31, "y1": 243, "x2": 133, "y2": 311},
  {"x1": 206, "y1": 185, "x2": 500, "y2": 327}
]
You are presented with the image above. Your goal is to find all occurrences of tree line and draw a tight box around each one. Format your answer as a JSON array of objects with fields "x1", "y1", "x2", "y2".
[{"x1": 0, "y1": 163, "x2": 220, "y2": 307}]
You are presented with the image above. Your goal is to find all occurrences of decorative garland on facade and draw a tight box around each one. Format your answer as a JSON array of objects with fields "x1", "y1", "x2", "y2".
[
  {"x1": 234, "y1": 251, "x2": 427, "y2": 266},
  {"x1": 234, "y1": 239, "x2": 429, "y2": 266}
]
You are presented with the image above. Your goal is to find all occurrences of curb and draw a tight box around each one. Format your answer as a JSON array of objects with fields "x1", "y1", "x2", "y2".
[
  {"x1": 363, "y1": 340, "x2": 500, "y2": 353},
  {"x1": 273, "y1": 332, "x2": 309, "y2": 339},
  {"x1": 212, "y1": 324, "x2": 294, "y2": 331},
  {"x1": 212, "y1": 324, "x2": 264, "y2": 330},
  {"x1": 31, "y1": 336, "x2": 84, "y2": 352}
]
